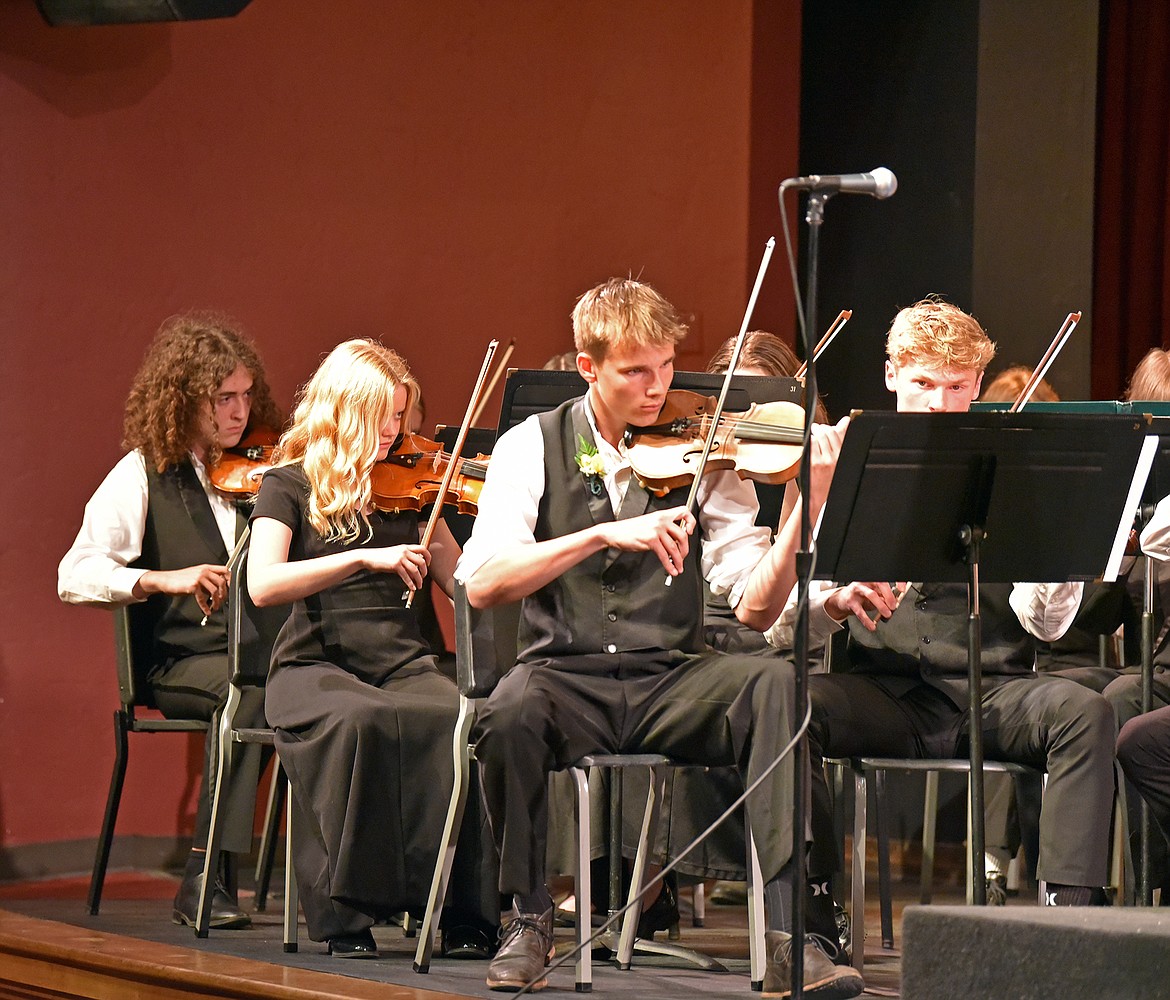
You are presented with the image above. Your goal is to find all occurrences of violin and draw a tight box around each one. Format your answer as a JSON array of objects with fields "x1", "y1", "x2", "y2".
[
  {"x1": 623, "y1": 389, "x2": 806, "y2": 496},
  {"x1": 373, "y1": 432, "x2": 489, "y2": 515},
  {"x1": 209, "y1": 426, "x2": 280, "y2": 496}
]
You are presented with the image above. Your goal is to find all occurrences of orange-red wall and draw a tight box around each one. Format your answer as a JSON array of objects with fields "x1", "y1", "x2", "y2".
[{"x1": 0, "y1": 0, "x2": 799, "y2": 855}]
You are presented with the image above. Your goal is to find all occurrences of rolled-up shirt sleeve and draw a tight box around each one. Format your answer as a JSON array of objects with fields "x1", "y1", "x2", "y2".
[
  {"x1": 1141, "y1": 495, "x2": 1170, "y2": 562},
  {"x1": 454, "y1": 417, "x2": 545, "y2": 585},
  {"x1": 1009, "y1": 581, "x2": 1084, "y2": 642},
  {"x1": 699, "y1": 470, "x2": 772, "y2": 610},
  {"x1": 58, "y1": 451, "x2": 151, "y2": 605},
  {"x1": 764, "y1": 579, "x2": 844, "y2": 652}
]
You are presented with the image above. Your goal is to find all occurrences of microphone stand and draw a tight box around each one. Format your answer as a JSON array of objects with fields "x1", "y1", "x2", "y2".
[{"x1": 791, "y1": 188, "x2": 829, "y2": 1000}]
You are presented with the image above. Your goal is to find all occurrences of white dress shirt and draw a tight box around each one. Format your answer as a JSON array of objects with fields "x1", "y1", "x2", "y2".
[
  {"x1": 455, "y1": 396, "x2": 772, "y2": 609},
  {"x1": 58, "y1": 450, "x2": 237, "y2": 606},
  {"x1": 1141, "y1": 495, "x2": 1170, "y2": 562},
  {"x1": 765, "y1": 575, "x2": 1083, "y2": 653}
]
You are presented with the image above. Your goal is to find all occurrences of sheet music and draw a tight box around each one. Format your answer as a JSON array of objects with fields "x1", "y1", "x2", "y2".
[{"x1": 1104, "y1": 434, "x2": 1159, "y2": 581}]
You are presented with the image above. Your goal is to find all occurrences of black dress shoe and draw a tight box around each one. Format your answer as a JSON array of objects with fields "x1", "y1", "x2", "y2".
[
  {"x1": 327, "y1": 929, "x2": 379, "y2": 958},
  {"x1": 172, "y1": 870, "x2": 251, "y2": 930},
  {"x1": 636, "y1": 873, "x2": 680, "y2": 941},
  {"x1": 441, "y1": 923, "x2": 495, "y2": 960}
]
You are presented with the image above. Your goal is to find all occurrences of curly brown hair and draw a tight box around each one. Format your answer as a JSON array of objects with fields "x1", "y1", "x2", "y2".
[{"x1": 122, "y1": 312, "x2": 281, "y2": 472}]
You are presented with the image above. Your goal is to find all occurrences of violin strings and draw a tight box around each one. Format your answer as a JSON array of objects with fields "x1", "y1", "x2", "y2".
[{"x1": 667, "y1": 414, "x2": 804, "y2": 445}]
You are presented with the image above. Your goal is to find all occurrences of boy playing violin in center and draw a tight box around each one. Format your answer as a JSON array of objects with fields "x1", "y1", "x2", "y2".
[{"x1": 457, "y1": 277, "x2": 860, "y2": 998}]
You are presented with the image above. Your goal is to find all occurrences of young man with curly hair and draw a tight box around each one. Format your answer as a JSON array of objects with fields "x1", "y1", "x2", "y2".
[{"x1": 59, "y1": 312, "x2": 281, "y2": 929}]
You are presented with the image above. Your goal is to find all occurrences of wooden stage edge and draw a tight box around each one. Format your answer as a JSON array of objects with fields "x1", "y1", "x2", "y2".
[{"x1": 0, "y1": 908, "x2": 462, "y2": 1000}]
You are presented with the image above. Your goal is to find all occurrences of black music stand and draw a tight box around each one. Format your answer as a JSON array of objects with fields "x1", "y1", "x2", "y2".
[{"x1": 815, "y1": 409, "x2": 1157, "y2": 904}]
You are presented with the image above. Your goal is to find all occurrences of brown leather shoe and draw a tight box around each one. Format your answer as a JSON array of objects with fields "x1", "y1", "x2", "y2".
[
  {"x1": 171, "y1": 870, "x2": 251, "y2": 930},
  {"x1": 761, "y1": 931, "x2": 864, "y2": 999},
  {"x1": 485, "y1": 905, "x2": 554, "y2": 992}
]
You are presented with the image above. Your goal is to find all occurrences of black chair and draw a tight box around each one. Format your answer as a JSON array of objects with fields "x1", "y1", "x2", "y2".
[
  {"x1": 826, "y1": 755, "x2": 1041, "y2": 976},
  {"x1": 413, "y1": 583, "x2": 767, "y2": 992},
  {"x1": 87, "y1": 602, "x2": 209, "y2": 915}
]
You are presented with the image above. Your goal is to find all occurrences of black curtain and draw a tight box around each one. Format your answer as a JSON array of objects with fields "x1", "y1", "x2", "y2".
[{"x1": 1092, "y1": 0, "x2": 1170, "y2": 398}]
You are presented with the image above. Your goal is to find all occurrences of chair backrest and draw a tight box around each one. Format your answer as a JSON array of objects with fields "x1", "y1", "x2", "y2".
[
  {"x1": 453, "y1": 580, "x2": 521, "y2": 699},
  {"x1": 227, "y1": 537, "x2": 290, "y2": 688},
  {"x1": 113, "y1": 600, "x2": 161, "y2": 712}
]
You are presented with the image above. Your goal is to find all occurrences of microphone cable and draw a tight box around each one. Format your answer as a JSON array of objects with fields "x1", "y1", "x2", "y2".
[{"x1": 512, "y1": 695, "x2": 813, "y2": 997}]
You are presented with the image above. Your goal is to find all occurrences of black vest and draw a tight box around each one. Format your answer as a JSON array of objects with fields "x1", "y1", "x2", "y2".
[
  {"x1": 843, "y1": 582, "x2": 1036, "y2": 705},
  {"x1": 134, "y1": 460, "x2": 235, "y2": 669},
  {"x1": 516, "y1": 398, "x2": 705, "y2": 662}
]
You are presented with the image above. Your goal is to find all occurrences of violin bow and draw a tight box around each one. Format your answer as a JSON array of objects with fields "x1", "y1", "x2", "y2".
[
  {"x1": 1008, "y1": 311, "x2": 1081, "y2": 412},
  {"x1": 666, "y1": 236, "x2": 777, "y2": 586},
  {"x1": 199, "y1": 524, "x2": 252, "y2": 626},
  {"x1": 406, "y1": 339, "x2": 499, "y2": 608},
  {"x1": 468, "y1": 338, "x2": 515, "y2": 428},
  {"x1": 794, "y1": 308, "x2": 852, "y2": 379}
]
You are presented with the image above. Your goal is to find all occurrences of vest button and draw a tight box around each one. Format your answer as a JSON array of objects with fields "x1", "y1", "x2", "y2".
[
  {"x1": 922, "y1": 636, "x2": 931, "y2": 644},
  {"x1": 606, "y1": 644, "x2": 617, "y2": 653},
  {"x1": 608, "y1": 612, "x2": 617, "y2": 622},
  {"x1": 606, "y1": 584, "x2": 616, "y2": 593}
]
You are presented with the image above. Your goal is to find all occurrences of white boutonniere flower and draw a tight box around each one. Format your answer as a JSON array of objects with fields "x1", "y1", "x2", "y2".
[{"x1": 574, "y1": 434, "x2": 607, "y2": 496}]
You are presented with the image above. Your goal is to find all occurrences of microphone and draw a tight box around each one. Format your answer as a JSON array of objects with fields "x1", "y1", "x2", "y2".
[{"x1": 781, "y1": 167, "x2": 897, "y2": 199}]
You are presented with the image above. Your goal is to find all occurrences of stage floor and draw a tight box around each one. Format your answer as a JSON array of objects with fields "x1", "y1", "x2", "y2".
[{"x1": 0, "y1": 870, "x2": 946, "y2": 999}]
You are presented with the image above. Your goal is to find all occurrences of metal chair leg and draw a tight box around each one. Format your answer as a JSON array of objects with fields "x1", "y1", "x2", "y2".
[
  {"x1": 283, "y1": 784, "x2": 298, "y2": 953},
  {"x1": 920, "y1": 770, "x2": 938, "y2": 904},
  {"x1": 413, "y1": 696, "x2": 475, "y2": 973},
  {"x1": 874, "y1": 771, "x2": 895, "y2": 949},
  {"x1": 196, "y1": 689, "x2": 238, "y2": 938},
  {"x1": 571, "y1": 766, "x2": 594, "y2": 993},
  {"x1": 747, "y1": 830, "x2": 766, "y2": 991},
  {"x1": 851, "y1": 767, "x2": 867, "y2": 977},
  {"x1": 88, "y1": 709, "x2": 130, "y2": 915},
  {"x1": 253, "y1": 761, "x2": 285, "y2": 912},
  {"x1": 691, "y1": 881, "x2": 705, "y2": 927}
]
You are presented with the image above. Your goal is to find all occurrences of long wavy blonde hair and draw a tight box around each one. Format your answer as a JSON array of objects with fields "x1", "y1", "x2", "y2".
[{"x1": 277, "y1": 339, "x2": 418, "y2": 543}]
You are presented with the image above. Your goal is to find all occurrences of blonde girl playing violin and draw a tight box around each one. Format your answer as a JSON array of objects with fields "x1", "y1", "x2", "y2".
[{"x1": 248, "y1": 338, "x2": 496, "y2": 958}]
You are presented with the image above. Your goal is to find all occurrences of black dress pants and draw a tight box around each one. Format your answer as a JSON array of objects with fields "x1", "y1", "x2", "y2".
[
  {"x1": 151, "y1": 652, "x2": 266, "y2": 855},
  {"x1": 806, "y1": 672, "x2": 1115, "y2": 887},
  {"x1": 474, "y1": 649, "x2": 797, "y2": 896}
]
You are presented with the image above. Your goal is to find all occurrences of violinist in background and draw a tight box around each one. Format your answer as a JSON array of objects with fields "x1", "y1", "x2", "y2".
[
  {"x1": 978, "y1": 364, "x2": 1060, "y2": 404},
  {"x1": 543, "y1": 350, "x2": 579, "y2": 371},
  {"x1": 246, "y1": 339, "x2": 497, "y2": 960},
  {"x1": 1125, "y1": 347, "x2": 1170, "y2": 402},
  {"x1": 58, "y1": 312, "x2": 281, "y2": 930},
  {"x1": 705, "y1": 330, "x2": 830, "y2": 652},
  {"x1": 767, "y1": 297, "x2": 1114, "y2": 911},
  {"x1": 457, "y1": 277, "x2": 860, "y2": 996},
  {"x1": 687, "y1": 331, "x2": 846, "y2": 924},
  {"x1": 1104, "y1": 349, "x2": 1170, "y2": 899}
]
